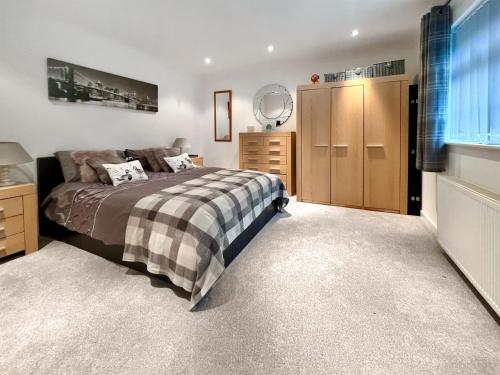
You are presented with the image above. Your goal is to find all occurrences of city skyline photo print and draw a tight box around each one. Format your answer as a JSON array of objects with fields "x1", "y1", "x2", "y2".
[{"x1": 47, "y1": 58, "x2": 158, "y2": 112}]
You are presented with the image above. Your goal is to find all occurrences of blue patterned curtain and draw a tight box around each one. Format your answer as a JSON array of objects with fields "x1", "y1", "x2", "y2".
[{"x1": 417, "y1": 5, "x2": 452, "y2": 172}]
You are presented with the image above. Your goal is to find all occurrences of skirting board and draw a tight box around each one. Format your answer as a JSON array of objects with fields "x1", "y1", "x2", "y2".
[{"x1": 420, "y1": 210, "x2": 437, "y2": 236}]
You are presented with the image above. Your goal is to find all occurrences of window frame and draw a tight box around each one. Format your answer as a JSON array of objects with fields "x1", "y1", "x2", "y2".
[{"x1": 445, "y1": 0, "x2": 500, "y2": 148}]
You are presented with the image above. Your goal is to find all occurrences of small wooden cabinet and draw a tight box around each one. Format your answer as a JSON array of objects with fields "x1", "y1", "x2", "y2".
[
  {"x1": 190, "y1": 156, "x2": 204, "y2": 167},
  {"x1": 0, "y1": 183, "x2": 38, "y2": 258},
  {"x1": 239, "y1": 132, "x2": 296, "y2": 195}
]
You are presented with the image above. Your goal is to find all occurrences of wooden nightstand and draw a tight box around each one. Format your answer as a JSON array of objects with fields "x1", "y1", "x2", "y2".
[
  {"x1": 0, "y1": 183, "x2": 38, "y2": 258},
  {"x1": 190, "y1": 156, "x2": 204, "y2": 167}
]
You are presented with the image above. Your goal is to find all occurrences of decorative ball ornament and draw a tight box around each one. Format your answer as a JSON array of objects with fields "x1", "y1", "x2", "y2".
[{"x1": 310, "y1": 74, "x2": 320, "y2": 84}]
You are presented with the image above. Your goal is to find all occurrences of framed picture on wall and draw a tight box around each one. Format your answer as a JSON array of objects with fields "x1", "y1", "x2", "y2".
[{"x1": 47, "y1": 58, "x2": 158, "y2": 113}]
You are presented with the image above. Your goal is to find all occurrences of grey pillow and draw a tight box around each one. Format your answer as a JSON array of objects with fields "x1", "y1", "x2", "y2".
[
  {"x1": 124, "y1": 149, "x2": 152, "y2": 170},
  {"x1": 145, "y1": 149, "x2": 164, "y2": 172},
  {"x1": 55, "y1": 151, "x2": 79, "y2": 182},
  {"x1": 55, "y1": 150, "x2": 125, "y2": 183}
]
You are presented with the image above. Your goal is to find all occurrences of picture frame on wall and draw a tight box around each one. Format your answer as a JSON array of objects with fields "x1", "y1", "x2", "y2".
[{"x1": 47, "y1": 58, "x2": 158, "y2": 113}]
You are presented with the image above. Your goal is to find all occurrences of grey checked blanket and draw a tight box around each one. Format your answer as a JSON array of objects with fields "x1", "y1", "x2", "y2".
[{"x1": 123, "y1": 169, "x2": 288, "y2": 308}]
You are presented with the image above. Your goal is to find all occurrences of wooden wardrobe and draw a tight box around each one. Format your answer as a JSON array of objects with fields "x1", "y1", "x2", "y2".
[{"x1": 296, "y1": 75, "x2": 408, "y2": 214}]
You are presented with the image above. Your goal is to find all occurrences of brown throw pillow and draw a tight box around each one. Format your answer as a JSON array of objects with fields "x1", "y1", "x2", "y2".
[
  {"x1": 153, "y1": 147, "x2": 181, "y2": 172},
  {"x1": 55, "y1": 150, "x2": 125, "y2": 183},
  {"x1": 124, "y1": 149, "x2": 152, "y2": 171},
  {"x1": 86, "y1": 157, "x2": 126, "y2": 184},
  {"x1": 69, "y1": 150, "x2": 125, "y2": 183},
  {"x1": 145, "y1": 149, "x2": 163, "y2": 172},
  {"x1": 55, "y1": 151, "x2": 80, "y2": 182}
]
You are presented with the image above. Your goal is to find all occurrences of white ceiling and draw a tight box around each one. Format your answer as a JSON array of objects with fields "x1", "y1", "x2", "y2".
[{"x1": 34, "y1": 0, "x2": 434, "y2": 74}]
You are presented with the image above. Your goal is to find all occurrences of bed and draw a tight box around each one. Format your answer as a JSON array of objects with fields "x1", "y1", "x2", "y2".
[{"x1": 37, "y1": 156, "x2": 288, "y2": 309}]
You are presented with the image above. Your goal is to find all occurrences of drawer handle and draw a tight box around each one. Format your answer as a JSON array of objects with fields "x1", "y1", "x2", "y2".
[
  {"x1": 269, "y1": 159, "x2": 280, "y2": 163},
  {"x1": 247, "y1": 158, "x2": 258, "y2": 162},
  {"x1": 247, "y1": 149, "x2": 258, "y2": 153},
  {"x1": 366, "y1": 144, "x2": 384, "y2": 148},
  {"x1": 313, "y1": 144, "x2": 329, "y2": 147},
  {"x1": 333, "y1": 144, "x2": 349, "y2": 147},
  {"x1": 269, "y1": 149, "x2": 281, "y2": 153},
  {"x1": 269, "y1": 141, "x2": 281, "y2": 145},
  {"x1": 248, "y1": 168, "x2": 259, "y2": 171},
  {"x1": 247, "y1": 141, "x2": 258, "y2": 144},
  {"x1": 0, "y1": 227, "x2": 5, "y2": 238},
  {"x1": 0, "y1": 246, "x2": 5, "y2": 252},
  {"x1": 269, "y1": 168, "x2": 281, "y2": 172}
]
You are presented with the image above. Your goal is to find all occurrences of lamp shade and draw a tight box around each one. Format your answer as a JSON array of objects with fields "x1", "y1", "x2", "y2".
[
  {"x1": 0, "y1": 142, "x2": 33, "y2": 166},
  {"x1": 172, "y1": 138, "x2": 191, "y2": 150}
]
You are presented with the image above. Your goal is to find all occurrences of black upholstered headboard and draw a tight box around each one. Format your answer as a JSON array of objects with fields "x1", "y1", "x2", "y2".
[
  {"x1": 37, "y1": 157, "x2": 65, "y2": 236},
  {"x1": 37, "y1": 156, "x2": 64, "y2": 206}
]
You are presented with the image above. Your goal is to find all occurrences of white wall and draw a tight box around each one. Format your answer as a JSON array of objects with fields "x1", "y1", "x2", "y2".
[
  {"x1": 199, "y1": 36, "x2": 420, "y2": 168},
  {"x1": 447, "y1": 145, "x2": 500, "y2": 195},
  {"x1": 0, "y1": 1, "x2": 201, "y2": 182},
  {"x1": 421, "y1": 0, "x2": 500, "y2": 229},
  {"x1": 421, "y1": 172, "x2": 438, "y2": 227}
]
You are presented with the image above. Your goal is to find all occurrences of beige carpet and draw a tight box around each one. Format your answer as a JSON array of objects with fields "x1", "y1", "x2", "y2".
[{"x1": 1, "y1": 200, "x2": 499, "y2": 375}]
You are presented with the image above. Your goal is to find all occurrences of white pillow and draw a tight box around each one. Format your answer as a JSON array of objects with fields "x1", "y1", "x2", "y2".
[
  {"x1": 163, "y1": 153, "x2": 195, "y2": 173},
  {"x1": 102, "y1": 160, "x2": 148, "y2": 186}
]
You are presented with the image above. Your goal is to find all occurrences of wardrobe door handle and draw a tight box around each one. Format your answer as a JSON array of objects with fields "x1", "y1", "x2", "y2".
[
  {"x1": 313, "y1": 144, "x2": 329, "y2": 147},
  {"x1": 366, "y1": 144, "x2": 384, "y2": 148},
  {"x1": 332, "y1": 144, "x2": 349, "y2": 147}
]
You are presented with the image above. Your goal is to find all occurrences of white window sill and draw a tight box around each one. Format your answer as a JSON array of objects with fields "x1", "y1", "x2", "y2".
[{"x1": 445, "y1": 142, "x2": 500, "y2": 151}]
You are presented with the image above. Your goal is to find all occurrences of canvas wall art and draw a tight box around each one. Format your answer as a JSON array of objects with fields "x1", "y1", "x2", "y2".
[{"x1": 47, "y1": 58, "x2": 158, "y2": 112}]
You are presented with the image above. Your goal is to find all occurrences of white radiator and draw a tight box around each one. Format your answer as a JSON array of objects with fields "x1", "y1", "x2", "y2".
[{"x1": 437, "y1": 175, "x2": 500, "y2": 316}]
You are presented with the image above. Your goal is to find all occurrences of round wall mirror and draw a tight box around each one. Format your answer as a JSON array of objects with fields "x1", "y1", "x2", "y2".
[{"x1": 253, "y1": 84, "x2": 293, "y2": 127}]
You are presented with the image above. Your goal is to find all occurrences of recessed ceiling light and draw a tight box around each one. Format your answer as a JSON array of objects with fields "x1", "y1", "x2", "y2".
[
  {"x1": 351, "y1": 29, "x2": 359, "y2": 37},
  {"x1": 267, "y1": 45, "x2": 274, "y2": 53},
  {"x1": 204, "y1": 57, "x2": 211, "y2": 64}
]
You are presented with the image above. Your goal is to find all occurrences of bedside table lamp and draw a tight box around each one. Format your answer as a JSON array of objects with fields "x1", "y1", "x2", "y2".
[
  {"x1": 0, "y1": 142, "x2": 33, "y2": 186},
  {"x1": 172, "y1": 138, "x2": 191, "y2": 154}
]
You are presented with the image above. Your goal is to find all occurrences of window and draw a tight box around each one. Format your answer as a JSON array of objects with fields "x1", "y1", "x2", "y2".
[{"x1": 447, "y1": 0, "x2": 500, "y2": 145}]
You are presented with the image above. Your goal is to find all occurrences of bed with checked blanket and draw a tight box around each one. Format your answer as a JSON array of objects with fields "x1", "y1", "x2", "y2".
[{"x1": 123, "y1": 169, "x2": 288, "y2": 308}]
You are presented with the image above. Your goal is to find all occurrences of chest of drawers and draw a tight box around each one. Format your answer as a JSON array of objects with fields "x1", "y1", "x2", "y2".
[
  {"x1": 239, "y1": 132, "x2": 296, "y2": 195},
  {"x1": 0, "y1": 183, "x2": 38, "y2": 259}
]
